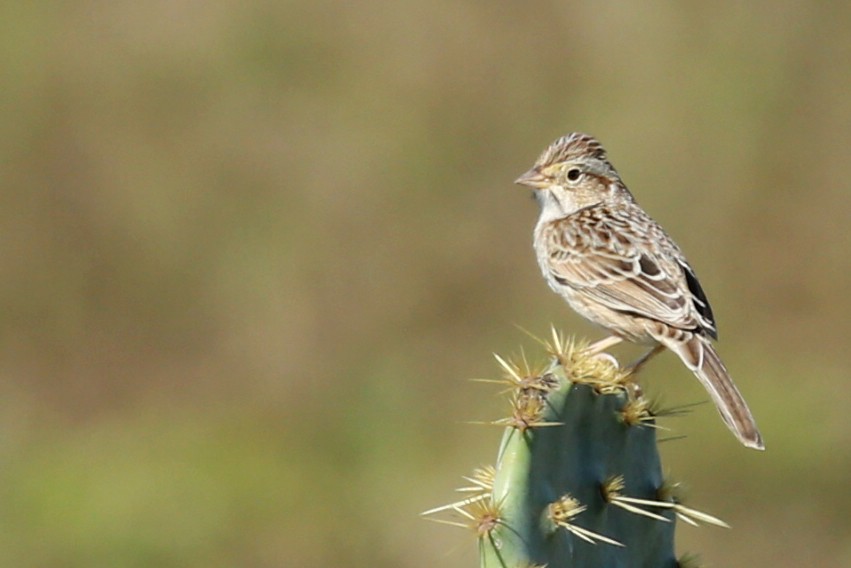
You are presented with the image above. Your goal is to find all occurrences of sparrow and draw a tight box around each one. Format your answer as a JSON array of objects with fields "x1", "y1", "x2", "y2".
[{"x1": 516, "y1": 132, "x2": 763, "y2": 450}]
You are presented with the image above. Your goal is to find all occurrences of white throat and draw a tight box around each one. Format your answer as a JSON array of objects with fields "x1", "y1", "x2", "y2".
[{"x1": 533, "y1": 186, "x2": 597, "y2": 225}]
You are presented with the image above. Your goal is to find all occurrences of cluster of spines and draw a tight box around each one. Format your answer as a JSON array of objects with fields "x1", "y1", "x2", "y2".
[{"x1": 424, "y1": 328, "x2": 727, "y2": 567}]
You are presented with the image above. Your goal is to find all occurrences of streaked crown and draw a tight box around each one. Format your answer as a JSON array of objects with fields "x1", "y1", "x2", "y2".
[{"x1": 535, "y1": 132, "x2": 611, "y2": 171}]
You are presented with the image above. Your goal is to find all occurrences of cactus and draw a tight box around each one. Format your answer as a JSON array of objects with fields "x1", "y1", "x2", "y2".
[{"x1": 424, "y1": 329, "x2": 727, "y2": 568}]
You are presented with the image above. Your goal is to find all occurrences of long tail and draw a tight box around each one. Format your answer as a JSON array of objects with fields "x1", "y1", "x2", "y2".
[{"x1": 662, "y1": 335, "x2": 764, "y2": 450}]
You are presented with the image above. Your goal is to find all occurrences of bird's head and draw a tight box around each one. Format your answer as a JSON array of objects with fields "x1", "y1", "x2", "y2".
[{"x1": 515, "y1": 133, "x2": 631, "y2": 217}]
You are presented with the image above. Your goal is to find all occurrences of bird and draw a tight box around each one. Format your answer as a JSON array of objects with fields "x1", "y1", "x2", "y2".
[{"x1": 515, "y1": 132, "x2": 763, "y2": 450}]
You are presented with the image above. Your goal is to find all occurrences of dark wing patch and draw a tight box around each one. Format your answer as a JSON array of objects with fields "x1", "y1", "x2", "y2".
[
  {"x1": 679, "y1": 261, "x2": 717, "y2": 339},
  {"x1": 639, "y1": 255, "x2": 661, "y2": 277}
]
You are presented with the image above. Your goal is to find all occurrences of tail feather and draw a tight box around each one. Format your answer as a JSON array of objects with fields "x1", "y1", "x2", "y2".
[{"x1": 663, "y1": 335, "x2": 764, "y2": 450}]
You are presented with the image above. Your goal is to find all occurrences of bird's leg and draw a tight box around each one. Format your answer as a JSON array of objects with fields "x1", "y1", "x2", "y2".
[
  {"x1": 626, "y1": 344, "x2": 665, "y2": 376},
  {"x1": 582, "y1": 335, "x2": 623, "y2": 357}
]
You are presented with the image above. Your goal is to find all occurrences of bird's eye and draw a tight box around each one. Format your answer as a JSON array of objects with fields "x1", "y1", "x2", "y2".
[{"x1": 566, "y1": 168, "x2": 581, "y2": 181}]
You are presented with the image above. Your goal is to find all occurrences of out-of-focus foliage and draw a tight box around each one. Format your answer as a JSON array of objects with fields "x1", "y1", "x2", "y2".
[{"x1": 0, "y1": 2, "x2": 849, "y2": 567}]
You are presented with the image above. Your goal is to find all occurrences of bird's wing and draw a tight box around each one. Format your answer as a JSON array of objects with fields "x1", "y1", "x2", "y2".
[{"x1": 544, "y1": 210, "x2": 715, "y2": 335}]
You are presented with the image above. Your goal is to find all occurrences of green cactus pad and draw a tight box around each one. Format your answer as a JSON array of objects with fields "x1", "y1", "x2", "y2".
[
  {"x1": 483, "y1": 366, "x2": 677, "y2": 567},
  {"x1": 424, "y1": 331, "x2": 724, "y2": 568}
]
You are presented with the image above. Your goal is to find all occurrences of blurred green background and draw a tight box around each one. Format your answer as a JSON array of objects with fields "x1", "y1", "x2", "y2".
[{"x1": 1, "y1": 2, "x2": 849, "y2": 566}]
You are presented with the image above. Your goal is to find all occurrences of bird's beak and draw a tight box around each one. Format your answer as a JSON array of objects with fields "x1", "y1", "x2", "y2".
[{"x1": 514, "y1": 168, "x2": 550, "y2": 189}]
